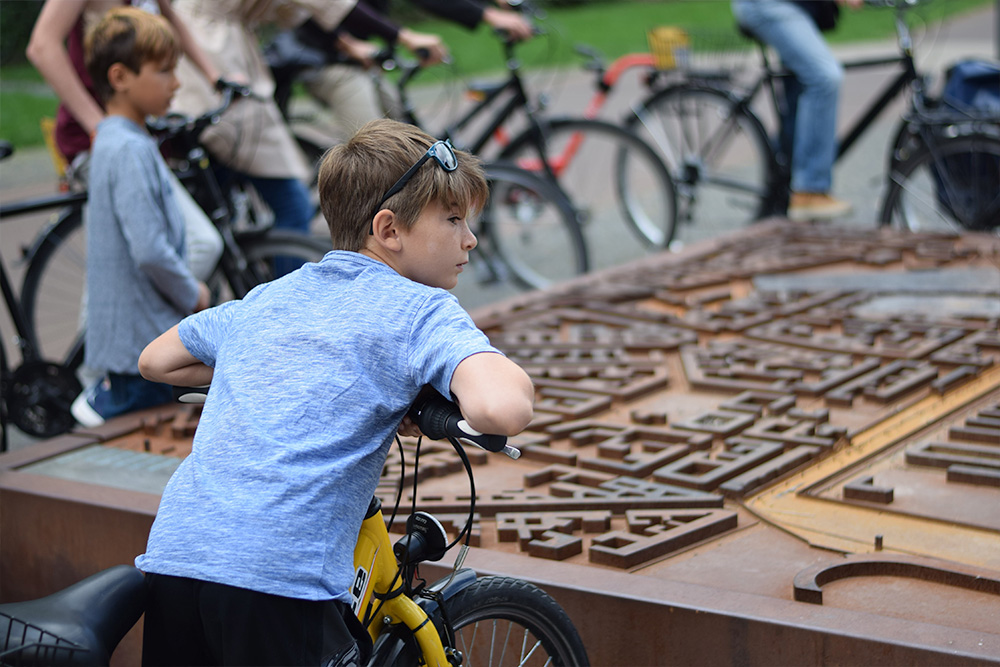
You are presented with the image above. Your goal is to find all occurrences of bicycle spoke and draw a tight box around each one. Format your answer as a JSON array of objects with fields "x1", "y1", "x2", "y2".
[
  {"x1": 455, "y1": 618, "x2": 553, "y2": 667},
  {"x1": 881, "y1": 132, "x2": 1000, "y2": 234}
]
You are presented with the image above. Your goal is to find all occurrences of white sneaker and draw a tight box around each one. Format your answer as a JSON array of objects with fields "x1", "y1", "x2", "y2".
[{"x1": 71, "y1": 386, "x2": 105, "y2": 428}]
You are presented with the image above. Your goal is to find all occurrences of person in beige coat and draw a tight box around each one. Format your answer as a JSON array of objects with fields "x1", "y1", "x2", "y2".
[{"x1": 169, "y1": 0, "x2": 357, "y2": 245}]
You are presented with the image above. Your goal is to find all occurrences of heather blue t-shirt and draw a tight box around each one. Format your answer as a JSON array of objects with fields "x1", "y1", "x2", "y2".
[{"x1": 136, "y1": 251, "x2": 499, "y2": 602}]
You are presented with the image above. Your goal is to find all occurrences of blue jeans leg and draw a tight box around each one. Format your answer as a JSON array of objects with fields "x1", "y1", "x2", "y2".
[
  {"x1": 93, "y1": 373, "x2": 173, "y2": 421},
  {"x1": 732, "y1": 0, "x2": 843, "y2": 193}
]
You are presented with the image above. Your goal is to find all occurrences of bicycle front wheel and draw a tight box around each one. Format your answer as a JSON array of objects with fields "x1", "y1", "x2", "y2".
[
  {"x1": 443, "y1": 576, "x2": 589, "y2": 667},
  {"x1": 626, "y1": 84, "x2": 774, "y2": 239},
  {"x1": 499, "y1": 117, "x2": 677, "y2": 266},
  {"x1": 879, "y1": 132, "x2": 1000, "y2": 233},
  {"x1": 19, "y1": 205, "x2": 86, "y2": 368},
  {"x1": 480, "y1": 162, "x2": 588, "y2": 291}
]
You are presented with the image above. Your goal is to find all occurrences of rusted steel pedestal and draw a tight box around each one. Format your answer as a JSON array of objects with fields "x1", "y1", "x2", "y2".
[{"x1": 3, "y1": 222, "x2": 1000, "y2": 665}]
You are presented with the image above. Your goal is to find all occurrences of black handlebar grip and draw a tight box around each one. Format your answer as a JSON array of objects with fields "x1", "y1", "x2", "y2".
[{"x1": 408, "y1": 389, "x2": 509, "y2": 453}]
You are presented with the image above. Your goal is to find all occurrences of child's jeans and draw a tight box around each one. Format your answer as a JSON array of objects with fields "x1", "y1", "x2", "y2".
[{"x1": 72, "y1": 373, "x2": 173, "y2": 426}]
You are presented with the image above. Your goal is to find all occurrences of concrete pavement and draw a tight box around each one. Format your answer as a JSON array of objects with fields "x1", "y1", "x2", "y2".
[{"x1": 2, "y1": 3, "x2": 997, "y2": 449}]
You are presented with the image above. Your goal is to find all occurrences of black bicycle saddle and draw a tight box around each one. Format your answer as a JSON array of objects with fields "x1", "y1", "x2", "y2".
[{"x1": 0, "y1": 565, "x2": 146, "y2": 667}]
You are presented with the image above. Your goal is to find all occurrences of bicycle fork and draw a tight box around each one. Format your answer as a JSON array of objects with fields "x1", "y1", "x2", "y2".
[{"x1": 353, "y1": 503, "x2": 464, "y2": 667}]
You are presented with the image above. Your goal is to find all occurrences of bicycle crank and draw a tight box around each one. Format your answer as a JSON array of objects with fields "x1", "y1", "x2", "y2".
[{"x1": 7, "y1": 361, "x2": 81, "y2": 438}]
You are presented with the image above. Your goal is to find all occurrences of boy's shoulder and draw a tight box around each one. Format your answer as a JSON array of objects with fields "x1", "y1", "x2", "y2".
[
  {"x1": 91, "y1": 116, "x2": 162, "y2": 173},
  {"x1": 302, "y1": 252, "x2": 466, "y2": 318},
  {"x1": 94, "y1": 116, "x2": 155, "y2": 151}
]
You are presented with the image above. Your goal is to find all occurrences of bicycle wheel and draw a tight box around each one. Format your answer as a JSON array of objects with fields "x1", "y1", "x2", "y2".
[
  {"x1": 879, "y1": 132, "x2": 1000, "y2": 233},
  {"x1": 19, "y1": 206, "x2": 86, "y2": 367},
  {"x1": 625, "y1": 83, "x2": 774, "y2": 239},
  {"x1": 212, "y1": 229, "x2": 330, "y2": 301},
  {"x1": 479, "y1": 162, "x2": 588, "y2": 291},
  {"x1": 442, "y1": 576, "x2": 589, "y2": 667},
  {"x1": 498, "y1": 117, "x2": 677, "y2": 265}
]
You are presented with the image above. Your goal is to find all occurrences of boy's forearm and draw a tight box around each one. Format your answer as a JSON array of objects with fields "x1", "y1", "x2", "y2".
[
  {"x1": 450, "y1": 353, "x2": 534, "y2": 436},
  {"x1": 139, "y1": 325, "x2": 213, "y2": 387}
]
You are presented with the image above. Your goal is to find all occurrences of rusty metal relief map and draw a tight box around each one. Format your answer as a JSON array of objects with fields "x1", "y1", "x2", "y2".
[{"x1": 97, "y1": 223, "x2": 1000, "y2": 616}]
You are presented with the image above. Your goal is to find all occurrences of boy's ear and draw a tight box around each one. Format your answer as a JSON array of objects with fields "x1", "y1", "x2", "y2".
[
  {"x1": 107, "y1": 62, "x2": 134, "y2": 93},
  {"x1": 370, "y1": 209, "x2": 403, "y2": 252}
]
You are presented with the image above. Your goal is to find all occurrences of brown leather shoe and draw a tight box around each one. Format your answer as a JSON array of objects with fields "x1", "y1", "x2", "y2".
[{"x1": 787, "y1": 192, "x2": 853, "y2": 222}]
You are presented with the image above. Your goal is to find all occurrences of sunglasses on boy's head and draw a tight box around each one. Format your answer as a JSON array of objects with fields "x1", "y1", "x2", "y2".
[{"x1": 370, "y1": 140, "x2": 458, "y2": 234}]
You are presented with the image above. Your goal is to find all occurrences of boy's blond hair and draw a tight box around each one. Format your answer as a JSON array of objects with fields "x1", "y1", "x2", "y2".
[
  {"x1": 85, "y1": 7, "x2": 181, "y2": 103},
  {"x1": 319, "y1": 119, "x2": 489, "y2": 251}
]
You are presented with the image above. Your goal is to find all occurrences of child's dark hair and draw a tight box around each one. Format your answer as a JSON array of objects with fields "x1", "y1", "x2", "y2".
[
  {"x1": 318, "y1": 119, "x2": 488, "y2": 251},
  {"x1": 85, "y1": 7, "x2": 181, "y2": 103}
]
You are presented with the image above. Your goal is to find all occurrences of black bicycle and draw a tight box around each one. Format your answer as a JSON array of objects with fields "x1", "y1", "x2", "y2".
[
  {"x1": 0, "y1": 143, "x2": 86, "y2": 449},
  {"x1": 3, "y1": 84, "x2": 328, "y2": 447},
  {"x1": 624, "y1": 0, "x2": 1000, "y2": 233},
  {"x1": 269, "y1": 40, "x2": 588, "y2": 291},
  {"x1": 396, "y1": 17, "x2": 678, "y2": 269}
]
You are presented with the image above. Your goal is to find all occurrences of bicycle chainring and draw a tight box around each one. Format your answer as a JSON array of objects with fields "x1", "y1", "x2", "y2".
[{"x1": 7, "y1": 361, "x2": 81, "y2": 438}]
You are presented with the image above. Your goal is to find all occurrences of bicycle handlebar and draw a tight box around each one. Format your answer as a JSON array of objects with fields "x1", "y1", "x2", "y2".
[
  {"x1": 408, "y1": 389, "x2": 521, "y2": 459},
  {"x1": 172, "y1": 385, "x2": 521, "y2": 459},
  {"x1": 146, "y1": 80, "x2": 259, "y2": 142}
]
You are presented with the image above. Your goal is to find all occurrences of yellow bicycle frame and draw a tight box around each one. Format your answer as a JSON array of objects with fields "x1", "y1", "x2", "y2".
[{"x1": 351, "y1": 503, "x2": 450, "y2": 667}]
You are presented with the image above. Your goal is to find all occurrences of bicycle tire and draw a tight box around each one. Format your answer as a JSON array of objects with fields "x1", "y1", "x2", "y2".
[
  {"x1": 19, "y1": 205, "x2": 87, "y2": 368},
  {"x1": 441, "y1": 576, "x2": 589, "y2": 667},
  {"x1": 498, "y1": 117, "x2": 677, "y2": 264},
  {"x1": 480, "y1": 162, "x2": 588, "y2": 291},
  {"x1": 879, "y1": 132, "x2": 1000, "y2": 233},
  {"x1": 625, "y1": 83, "x2": 774, "y2": 237}
]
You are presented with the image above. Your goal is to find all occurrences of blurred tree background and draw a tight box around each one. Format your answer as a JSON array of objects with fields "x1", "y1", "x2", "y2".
[{"x1": 1, "y1": 0, "x2": 43, "y2": 66}]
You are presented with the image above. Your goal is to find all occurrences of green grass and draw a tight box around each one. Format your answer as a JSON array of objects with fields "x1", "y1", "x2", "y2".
[
  {"x1": 0, "y1": 63, "x2": 59, "y2": 150},
  {"x1": 405, "y1": 0, "x2": 995, "y2": 74},
  {"x1": 0, "y1": 0, "x2": 993, "y2": 149}
]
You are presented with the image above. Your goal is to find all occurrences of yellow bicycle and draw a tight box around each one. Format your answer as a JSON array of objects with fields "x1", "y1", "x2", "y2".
[
  {"x1": 353, "y1": 390, "x2": 589, "y2": 666},
  {"x1": 0, "y1": 391, "x2": 589, "y2": 667}
]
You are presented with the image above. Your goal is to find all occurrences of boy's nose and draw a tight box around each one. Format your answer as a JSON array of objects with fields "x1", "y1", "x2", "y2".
[{"x1": 463, "y1": 223, "x2": 477, "y2": 250}]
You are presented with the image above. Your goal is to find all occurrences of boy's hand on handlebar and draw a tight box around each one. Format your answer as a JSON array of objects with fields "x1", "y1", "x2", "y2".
[
  {"x1": 397, "y1": 28, "x2": 449, "y2": 65},
  {"x1": 337, "y1": 34, "x2": 380, "y2": 69},
  {"x1": 397, "y1": 414, "x2": 423, "y2": 438},
  {"x1": 483, "y1": 7, "x2": 534, "y2": 42}
]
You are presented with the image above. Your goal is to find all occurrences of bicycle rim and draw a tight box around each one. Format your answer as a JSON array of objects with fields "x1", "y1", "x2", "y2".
[
  {"x1": 480, "y1": 163, "x2": 587, "y2": 291},
  {"x1": 499, "y1": 118, "x2": 676, "y2": 268},
  {"x1": 19, "y1": 207, "x2": 86, "y2": 366},
  {"x1": 627, "y1": 85, "x2": 772, "y2": 241},
  {"x1": 880, "y1": 132, "x2": 1000, "y2": 233},
  {"x1": 442, "y1": 576, "x2": 589, "y2": 667}
]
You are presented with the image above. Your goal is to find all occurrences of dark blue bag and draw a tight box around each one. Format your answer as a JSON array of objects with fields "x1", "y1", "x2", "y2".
[
  {"x1": 932, "y1": 59, "x2": 1000, "y2": 229},
  {"x1": 942, "y1": 59, "x2": 1000, "y2": 116}
]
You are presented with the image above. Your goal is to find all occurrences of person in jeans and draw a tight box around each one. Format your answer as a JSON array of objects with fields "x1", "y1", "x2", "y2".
[
  {"x1": 71, "y1": 7, "x2": 210, "y2": 426},
  {"x1": 732, "y1": 0, "x2": 862, "y2": 221},
  {"x1": 135, "y1": 118, "x2": 534, "y2": 665}
]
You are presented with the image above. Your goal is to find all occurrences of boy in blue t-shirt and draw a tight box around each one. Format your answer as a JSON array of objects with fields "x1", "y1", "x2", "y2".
[
  {"x1": 136, "y1": 118, "x2": 535, "y2": 666},
  {"x1": 71, "y1": 7, "x2": 210, "y2": 427}
]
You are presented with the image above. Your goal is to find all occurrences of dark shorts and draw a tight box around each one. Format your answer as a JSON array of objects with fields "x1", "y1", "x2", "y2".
[{"x1": 142, "y1": 573, "x2": 372, "y2": 667}]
